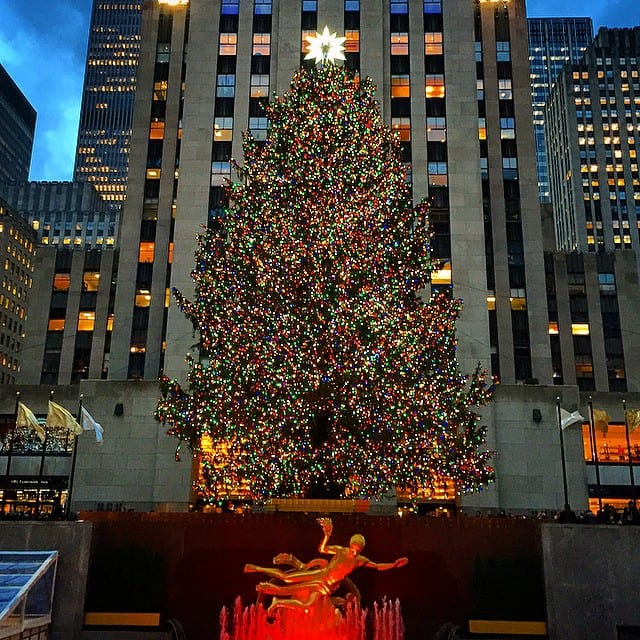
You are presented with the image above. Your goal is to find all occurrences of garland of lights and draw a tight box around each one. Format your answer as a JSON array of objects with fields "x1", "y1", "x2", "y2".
[{"x1": 156, "y1": 63, "x2": 494, "y2": 502}]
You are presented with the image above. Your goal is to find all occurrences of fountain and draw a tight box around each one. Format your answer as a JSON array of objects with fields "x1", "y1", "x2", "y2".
[{"x1": 219, "y1": 518, "x2": 407, "y2": 640}]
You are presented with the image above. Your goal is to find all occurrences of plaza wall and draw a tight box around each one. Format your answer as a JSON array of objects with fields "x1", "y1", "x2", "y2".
[
  {"x1": 541, "y1": 524, "x2": 640, "y2": 639},
  {"x1": 80, "y1": 512, "x2": 543, "y2": 640},
  {"x1": 0, "y1": 520, "x2": 93, "y2": 640}
]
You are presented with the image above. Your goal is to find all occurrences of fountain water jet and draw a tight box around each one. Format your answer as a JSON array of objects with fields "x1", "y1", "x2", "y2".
[
  {"x1": 219, "y1": 597, "x2": 404, "y2": 640},
  {"x1": 221, "y1": 518, "x2": 407, "y2": 640}
]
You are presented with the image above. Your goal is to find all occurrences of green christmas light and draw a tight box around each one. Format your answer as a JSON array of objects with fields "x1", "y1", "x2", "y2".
[{"x1": 155, "y1": 64, "x2": 494, "y2": 502}]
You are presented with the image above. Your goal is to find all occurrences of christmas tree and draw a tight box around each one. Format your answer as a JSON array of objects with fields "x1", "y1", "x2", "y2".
[{"x1": 156, "y1": 55, "x2": 494, "y2": 503}]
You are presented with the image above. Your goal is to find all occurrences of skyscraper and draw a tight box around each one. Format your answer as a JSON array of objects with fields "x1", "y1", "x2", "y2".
[
  {"x1": 73, "y1": 1, "x2": 143, "y2": 205},
  {"x1": 107, "y1": 0, "x2": 551, "y2": 389},
  {"x1": 0, "y1": 64, "x2": 36, "y2": 183},
  {"x1": 527, "y1": 17, "x2": 593, "y2": 203},
  {"x1": 546, "y1": 27, "x2": 640, "y2": 254}
]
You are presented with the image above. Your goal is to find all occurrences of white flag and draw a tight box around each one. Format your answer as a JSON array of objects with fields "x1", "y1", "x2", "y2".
[
  {"x1": 560, "y1": 409, "x2": 584, "y2": 430},
  {"x1": 81, "y1": 406, "x2": 104, "y2": 443}
]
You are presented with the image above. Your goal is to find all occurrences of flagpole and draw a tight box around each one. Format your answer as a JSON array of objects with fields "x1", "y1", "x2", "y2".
[
  {"x1": 622, "y1": 400, "x2": 636, "y2": 506},
  {"x1": 2, "y1": 392, "x2": 20, "y2": 515},
  {"x1": 555, "y1": 397, "x2": 571, "y2": 514},
  {"x1": 66, "y1": 394, "x2": 83, "y2": 520},
  {"x1": 35, "y1": 391, "x2": 54, "y2": 519},
  {"x1": 588, "y1": 397, "x2": 603, "y2": 513}
]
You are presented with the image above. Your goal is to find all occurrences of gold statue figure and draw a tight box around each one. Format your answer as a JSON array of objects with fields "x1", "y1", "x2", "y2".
[{"x1": 244, "y1": 517, "x2": 408, "y2": 619}]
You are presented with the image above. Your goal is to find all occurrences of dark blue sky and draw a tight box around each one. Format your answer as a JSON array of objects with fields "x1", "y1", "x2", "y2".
[{"x1": 1, "y1": 0, "x2": 639, "y2": 182}]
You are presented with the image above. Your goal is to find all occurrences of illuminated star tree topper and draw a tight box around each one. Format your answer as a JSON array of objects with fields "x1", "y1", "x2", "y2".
[
  {"x1": 156, "y1": 62, "x2": 494, "y2": 503},
  {"x1": 304, "y1": 26, "x2": 346, "y2": 65}
]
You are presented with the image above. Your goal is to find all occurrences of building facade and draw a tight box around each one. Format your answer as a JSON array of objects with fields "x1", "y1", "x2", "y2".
[
  {"x1": 107, "y1": 0, "x2": 553, "y2": 389},
  {"x1": 74, "y1": 1, "x2": 143, "y2": 205},
  {"x1": 0, "y1": 197, "x2": 37, "y2": 385},
  {"x1": 0, "y1": 181, "x2": 118, "y2": 249},
  {"x1": 546, "y1": 27, "x2": 640, "y2": 254},
  {"x1": 7, "y1": 1, "x2": 640, "y2": 515},
  {"x1": 0, "y1": 64, "x2": 36, "y2": 183},
  {"x1": 18, "y1": 246, "x2": 117, "y2": 386},
  {"x1": 527, "y1": 17, "x2": 593, "y2": 203}
]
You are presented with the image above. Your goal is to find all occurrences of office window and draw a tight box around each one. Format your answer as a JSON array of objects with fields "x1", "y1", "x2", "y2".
[
  {"x1": 253, "y1": 33, "x2": 271, "y2": 56},
  {"x1": 219, "y1": 33, "x2": 237, "y2": 56},
  {"x1": 217, "y1": 74, "x2": 236, "y2": 98},
  {"x1": 424, "y1": 32, "x2": 443, "y2": 56},
  {"x1": 138, "y1": 242, "x2": 155, "y2": 263},
  {"x1": 214, "y1": 117, "x2": 234, "y2": 142},
  {"x1": 345, "y1": 30, "x2": 359, "y2": 53},
  {"x1": 498, "y1": 79, "x2": 512, "y2": 100},
  {"x1": 250, "y1": 74, "x2": 269, "y2": 98},
  {"x1": 221, "y1": 0, "x2": 239, "y2": 14},
  {"x1": 53, "y1": 273, "x2": 71, "y2": 291},
  {"x1": 254, "y1": 0, "x2": 272, "y2": 13},
  {"x1": 77, "y1": 312, "x2": 96, "y2": 332},
  {"x1": 425, "y1": 74, "x2": 445, "y2": 98},
  {"x1": 391, "y1": 33, "x2": 409, "y2": 56},
  {"x1": 83, "y1": 272, "x2": 100, "y2": 292},
  {"x1": 391, "y1": 117, "x2": 411, "y2": 141},
  {"x1": 391, "y1": 74, "x2": 410, "y2": 98}
]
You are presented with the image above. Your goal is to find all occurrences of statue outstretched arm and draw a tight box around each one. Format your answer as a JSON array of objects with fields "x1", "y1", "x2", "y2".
[
  {"x1": 362, "y1": 556, "x2": 409, "y2": 571},
  {"x1": 316, "y1": 517, "x2": 335, "y2": 555}
]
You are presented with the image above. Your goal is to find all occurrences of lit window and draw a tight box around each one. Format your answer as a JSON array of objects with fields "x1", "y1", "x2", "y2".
[
  {"x1": 48, "y1": 319, "x2": 65, "y2": 331},
  {"x1": 219, "y1": 33, "x2": 237, "y2": 56},
  {"x1": 391, "y1": 75, "x2": 410, "y2": 98},
  {"x1": 301, "y1": 31, "x2": 315, "y2": 55},
  {"x1": 153, "y1": 81, "x2": 167, "y2": 101},
  {"x1": 498, "y1": 79, "x2": 512, "y2": 100},
  {"x1": 135, "y1": 290, "x2": 152, "y2": 307},
  {"x1": 149, "y1": 121, "x2": 165, "y2": 140},
  {"x1": 106, "y1": 314, "x2": 114, "y2": 332},
  {"x1": 345, "y1": 30, "x2": 359, "y2": 53},
  {"x1": 391, "y1": 117, "x2": 411, "y2": 141},
  {"x1": 391, "y1": 33, "x2": 409, "y2": 56},
  {"x1": 77, "y1": 312, "x2": 96, "y2": 332},
  {"x1": 424, "y1": 32, "x2": 442, "y2": 55},
  {"x1": 250, "y1": 74, "x2": 269, "y2": 98},
  {"x1": 510, "y1": 297, "x2": 526, "y2": 311},
  {"x1": 138, "y1": 242, "x2": 155, "y2": 263},
  {"x1": 548, "y1": 322, "x2": 559, "y2": 335},
  {"x1": 53, "y1": 273, "x2": 70, "y2": 291},
  {"x1": 425, "y1": 74, "x2": 445, "y2": 98},
  {"x1": 571, "y1": 323, "x2": 590, "y2": 335},
  {"x1": 427, "y1": 117, "x2": 446, "y2": 142},
  {"x1": 83, "y1": 272, "x2": 100, "y2": 292},
  {"x1": 214, "y1": 117, "x2": 233, "y2": 141},
  {"x1": 432, "y1": 261, "x2": 451, "y2": 285},
  {"x1": 253, "y1": 33, "x2": 270, "y2": 56}
]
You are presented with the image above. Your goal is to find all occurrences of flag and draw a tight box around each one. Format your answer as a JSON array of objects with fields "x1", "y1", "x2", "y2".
[
  {"x1": 625, "y1": 408, "x2": 640, "y2": 433},
  {"x1": 16, "y1": 402, "x2": 45, "y2": 442},
  {"x1": 46, "y1": 401, "x2": 83, "y2": 435},
  {"x1": 592, "y1": 408, "x2": 611, "y2": 435},
  {"x1": 560, "y1": 409, "x2": 584, "y2": 430},
  {"x1": 81, "y1": 406, "x2": 104, "y2": 444}
]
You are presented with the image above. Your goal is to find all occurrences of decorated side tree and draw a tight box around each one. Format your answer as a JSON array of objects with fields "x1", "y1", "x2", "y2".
[{"x1": 156, "y1": 53, "x2": 494, "y2": 502}]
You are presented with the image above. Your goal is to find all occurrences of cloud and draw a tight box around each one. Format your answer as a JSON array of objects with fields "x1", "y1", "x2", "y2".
[{"x1": 0, "y1": 1, "x2": 89, "y2": 181}]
